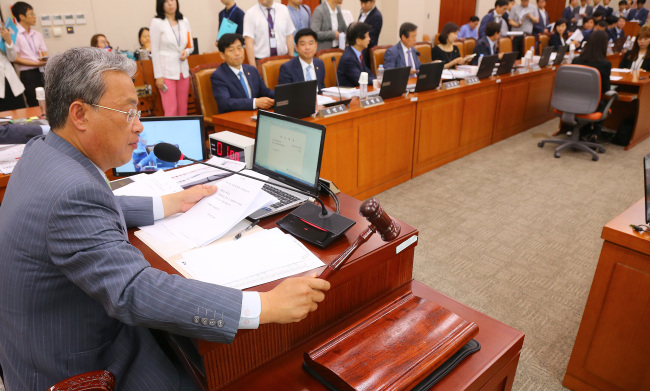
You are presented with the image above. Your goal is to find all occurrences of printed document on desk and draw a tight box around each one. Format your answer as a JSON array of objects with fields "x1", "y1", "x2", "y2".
[
  {"x1": 166, "y1": 156, "x2": 246, "y2": 188},
  {"x1": 0, "y1": 144, "x2": 25, "y2": 174},
  {"x1": 113, "y1": 170, "x2": 184, "y2": 197},
  {"x1": 322, "y1": 87, "x2": 359, "y2": 99},
  {"x1": 181, "y1": 228, "x2": 325, "y2": 289}
]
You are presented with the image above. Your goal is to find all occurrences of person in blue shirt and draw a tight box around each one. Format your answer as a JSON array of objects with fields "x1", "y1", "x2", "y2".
[
  {"x1": 337, "y1": 22, "x2": 376, "y2": 87},
  {"x1": 458, "y1": 16, "x2": 480, "y2": 39},
  {"x1": 627, "y1": 0, "x2": 649, "y2": 26},
  {"x1": 216, "y1": 0, "x2": 245, "y2": 47},
  {"x1": 287, "y1": 0, "x2": 311, "y2": 38}
]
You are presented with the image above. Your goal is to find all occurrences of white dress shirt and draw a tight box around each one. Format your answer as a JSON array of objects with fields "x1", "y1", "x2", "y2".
[
  {"x1": 328, "y1": 2, "x2": 339, "y2": 47},
  {"x1": 243, "y1": 3, "x2": 296, "y2": 58},
  {"x1": 402, "y1": 44, "x2": 416, "y2": 70}
]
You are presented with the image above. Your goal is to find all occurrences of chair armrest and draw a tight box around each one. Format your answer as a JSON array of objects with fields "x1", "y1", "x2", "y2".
[{"x1": 600, "y1": 90, "x2": 619, "y2": 121}]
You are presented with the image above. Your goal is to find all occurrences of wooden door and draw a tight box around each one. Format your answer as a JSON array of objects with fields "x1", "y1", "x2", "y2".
[
  {"x1": 439, "y1": 0, "x2": 477, "y2": 32},
  {"x1": 545, "y1": 0, "x2": 567, "y2": 24}
]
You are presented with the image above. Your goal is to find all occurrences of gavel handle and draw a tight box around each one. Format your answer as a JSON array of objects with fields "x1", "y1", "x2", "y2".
[{"x1": 319, "y1": 226, "x2": 375, "y2": 280}]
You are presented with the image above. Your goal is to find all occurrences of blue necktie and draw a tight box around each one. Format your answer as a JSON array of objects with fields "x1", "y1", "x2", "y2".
[
  {"x1": 305, "y1": 65, "x2": 312, "y2": 81},
  {"x1": 238, "y1": 71, "x2": 250, "y2": 98}
]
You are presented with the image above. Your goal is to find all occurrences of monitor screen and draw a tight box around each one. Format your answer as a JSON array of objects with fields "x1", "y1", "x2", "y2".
[
  {"x1": 645, "y1": 153, "x2": 650, "y2": 224},
  {"x1": 253, "y1": 110, "x2": 326, "y2": 196},
  {"x1": 113, "y1": 115, "x2": 205, "y2": 176}
]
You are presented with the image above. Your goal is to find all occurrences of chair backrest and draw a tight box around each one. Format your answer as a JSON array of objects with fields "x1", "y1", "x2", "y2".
[
  {"x1": 523, "y1": 35, "x2": 536, "y2": 54},
  {"x1": 551, "y1": 65, "x2": 601, "y2": 117},
  {"x1": 414, "y1": 42, "x2": 433, "y2": 64},
  {"x1": 422, "y1": 34, "x2": 431, "y2": 43},
  {"x1": 462, "y1": 38, "x2": 476, "y2": 59},
  {"x1": 190, "y1": 62, "x2": 221, "y2": 125},
  {"x1": 453, "y1": 41, "x2": 465, "y2": 57},
  {"x1": 257, "y1": 55, "x2": 293, "y2": 90},
  {"x1": 48, "y1": 370, "x2": 115, "y2": 391},
  {"x1": 316, "y1": 48, "x2": 344, "y2": 88},
  {"x1": 537, "y1": 34, "x2": 549, "y2": 55},
  {"x1": 370, "y1": 45, "x2": 391, "y2": 76},
  {"x1": 498, "y1": 36, "x2": 513, "y2": 53},
  {"x1": 434, "y1": 33, "x2": 440, "y2": 45}
]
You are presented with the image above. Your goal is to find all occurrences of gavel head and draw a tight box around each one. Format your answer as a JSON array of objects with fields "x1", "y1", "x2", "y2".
[{"x1": 359, "y1": 198, "x2": 401, "y2": 241}]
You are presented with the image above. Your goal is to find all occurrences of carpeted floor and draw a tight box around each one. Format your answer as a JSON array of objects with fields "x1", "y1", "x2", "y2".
[{"x1": 373, "y1": 119, "x2": 649, "y2": 390}]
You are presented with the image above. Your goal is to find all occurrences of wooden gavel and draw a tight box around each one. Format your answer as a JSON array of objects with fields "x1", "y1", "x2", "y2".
[{"x1": 319, "y1": 198, "x2": 400, "y2": 280}]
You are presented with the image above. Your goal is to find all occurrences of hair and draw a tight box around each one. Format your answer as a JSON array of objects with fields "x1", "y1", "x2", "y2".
[
  {"x1": 346, "y1": 22, "x2": 371, "y2": 47},
  {"x1": 217, "y1": 33, "x2": 245, "y2": 53},
  {"x1": 628, "y1": 26, "x2": 650, "y2": 62},
  {"x1": 156, "y1": 0, "x2": 183, "y2": 20},
  {"x1": 639, "y1": 0, "x2": 646, "y2": 4},
  {"x1": 495, "y1": 0, "x2": 509, "y2": 7},
  {"x1": 593, "y1": 10, "x2": 604, "y2": 18},
  {"x1": 294, "y1": 28, "x2": 317, "y2": 44},
  {"x1": 138, "y1": 27, "x2": 150, "y2": 46},
  {"x1": 44, "y1": 47, "x2": 136, "y2": 130},
  {"x1": 90, "y1": 34, "x2": 107, "y2": 48},
  {"x1": 359, "y1": 0, "x2": 374, "y2": 3},
  {"x1": 11, "y1": 1, "x2": 32, "y2": 21},
  {"x1": 582, "y1": 16, "x2": 594, "y2": 27},
  {"x1": 485, "y1": 22, "x2": 501, "y2": 37},
  {"x1": 606, "y1": 15, "x2": 618, "y2": 25},
  {"x1": 399, "y1": 22, "x2": 418, "y2": 40},
  {"x1": 469, "y1": 16, "x2": 479, "y2": 22},
  {"x1": 596, "y1": 20, "x2": 609, "y2": 29},
  {"x1": 439, "y1": 22, "x2": 459, "y2": 44},
  {"x1": 554, "y1": 18, "x2": 568, "y2": 34},
  {"x1": 618, "y1": 0, "x2": 626, "y2": 4},
  {"x1": 578, "y1": 30, "x2": 609, "y2": 62}
]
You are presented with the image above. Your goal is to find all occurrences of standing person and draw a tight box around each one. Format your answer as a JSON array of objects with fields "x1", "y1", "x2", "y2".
[
  {"x1": 150, "y1": 0, "x2": 193, "y2": 117},
  {"x1": 384, "y1": 22, "x2": 421, "y2": 74},
  {"x1": 337, "y1": 22, "x2": 376, "y2": 87},
  {"x1": 287, "y1": 0, "x2": 311, "y2": 38},
  {"x1": 627, "y1": 0, "x2": 649, "y2": 25},
  {"x1": 575, "y1": 0, "x2": 594, "y2": 29},
  {"x1": 217, "y1": 0, "x2": 245, "y2": 45},
  {"x1": 278, "y1": 28, "x2": 326, "y2": 92},
  {"x1": 138, "y1": 27, "x2": 151, "y2": 52},
  {"x1": 563, "y1": 0, "x2": 580, "y2": 31},
  {"x1": 534, "y1": 0, "x2": 550, "y2": 35},
  {"x1": 458, "y1": 16, "x2": 480, "y2": 39},
  {"x1": 243, "y1": 0, "x2": 295, "y2": 65},
  {"x1": 617, "y1": 0, "x2": 630, "y2": 17},
  {"x1": 311, "y1": 0, "x2": 347, "y2": 52},
  {"x1": 358, "y1": 0, "x2": 382, "y2": 69},
  {"x1": 11, "y1": 1, "x2": 46, "y2": 108},
  {"x1": 479, "y1": 0, "x2": 510, "y2": 39},
  {"x1": 619, "y1": 26, "x2": 650, "y2": 71},
  {"x1": 0, "y1": 23, "x2": 26, "y2": 111}
]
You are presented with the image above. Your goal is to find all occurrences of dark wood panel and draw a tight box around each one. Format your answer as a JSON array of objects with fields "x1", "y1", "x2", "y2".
[
  {"x1": 460, "y1": 86, "x2": 498, "y2": 146},
  {"x1": 439, "y1": 0, "x2": 477, "y2": 33},
  {"x1": 546, "y1": 0, "x2": 567, "y2": 24},
  {"x1": 493, "y1": 79, "x2": 530, "y2": 142},
  {"x1": 320, "y1": 120, "x2": 358, "y2": 196},
  {"x1": 524, "y1": 71, "x2": 555, "y2": 123},
  {"x1": 415, "y1": 94, "x2": 464, "y2": 163}
]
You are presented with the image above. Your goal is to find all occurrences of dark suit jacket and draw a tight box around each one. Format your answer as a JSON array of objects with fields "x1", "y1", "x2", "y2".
[
  {"x1": 277, "y1": 56, "x2": 326, "y2": 93},
  {"x1": 619, "y1": 51, "x2": 650, "y2": 71},
  {"x1": 562, "y1": 6, "x2": 577, "y2": 30},
  {"x1": 572, "y1": 57, "x2": 612, "y2": 92},
  {"x1": 383, "y1": 41, "x2": 421, "y2": 70},
  {"x1": 472, "y1": 36, "x2": 496, "y2": 65},
  {"x1": 534, "y1": 9, "x2": 550, "y2": 34},
  {"x1": 337, "y1": 46, "x2": 376, "y2": 87},
  {"x1": 0, "y1": 123, "x2": 43, "y2": 144},
  {"x1": 478, "y1": 12, "x2": 505, "y2": 39},
  {"x1": 360, "y1": 7, "x2": 383, "y2": 50},
  {"x1": 596, "y1": 5, "x2": 613, "y2": 17},
  {"x1": 549, "y1": 32, "x2": 567, "y2": 51},
  {"x1": 0, "y1": 131, "x2": 243, "y2": 389},
  {"x1": 627, "y1": 7, "x2": 649, "y2": 25},
  {"x1": 218, "y1": 5, "x2": 245, "y2": 36},
  {"x1": 211, "y1": 63, "x2": 274, "y2": 113},
  {"x1": 608, "y1": 27, "x2": 625, "y2": 41}
]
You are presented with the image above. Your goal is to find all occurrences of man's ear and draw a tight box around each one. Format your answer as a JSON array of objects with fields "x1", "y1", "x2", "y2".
[{"x1": 68, "y1": 101, "x2": 89, "y2": 132}]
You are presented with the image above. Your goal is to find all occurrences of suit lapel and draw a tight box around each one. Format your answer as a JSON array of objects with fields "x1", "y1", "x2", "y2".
[
  {"x1": 225, "y1": 64, "x2": 247, "y2": 98},
  {"x1": 293, "y1": 58, "x2": 305, "y2": 82}
]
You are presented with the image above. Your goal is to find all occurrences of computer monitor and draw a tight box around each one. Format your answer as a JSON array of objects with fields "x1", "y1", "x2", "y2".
[
  {"x1": 553, "y1": 45, "x2": 569, "y2": 65},
  {"x1": 414, "y1": 62, "x2": 445, "y2": 93},
  {"x1": 476, "y1": 54, "x2": 499, "y2": 79},
  {"x1": 113, "y1": 115, "x2": 206, "y2": 176},
  {"x1": 274, "y1": 80, "x2": 318, "y2": 119},
  {"x1": 379, "y1": 66, "x2": 411, "y2": 100},
  {"x1": 253, "y1": 110, "x2": 326, "y2": 197},
  {"x1": 496, "y1": 52, "x2": 517, "y2": 75},
  {"x1": 644, "y1": 153, "x2": 650, "y2": 224},
  {"x1": 538, "y1": 46, "x2": 554, "y2": 68}
]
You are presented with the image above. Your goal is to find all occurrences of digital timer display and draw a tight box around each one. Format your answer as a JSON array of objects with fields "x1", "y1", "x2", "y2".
[{"x1": 211, "y1": 141, "x2": 245, "y2": 163}]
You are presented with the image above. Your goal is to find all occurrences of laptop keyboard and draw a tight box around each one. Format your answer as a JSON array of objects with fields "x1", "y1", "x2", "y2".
[{"x1": 262, "y1": 184, "x2": 300, "y2": 208}]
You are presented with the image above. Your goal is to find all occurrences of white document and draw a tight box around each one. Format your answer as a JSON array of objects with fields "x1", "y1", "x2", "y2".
[
  {"x1": 610, "y1": 76, "x2": 623, "y2": 81},
  {"x1": 321, "y1": 87, "x2": 359, "y2": 99},
  {"x1": 317, "y1": 95, "x2": 336, "y2": 105},
  {"x1": 166, "y1": 156, "x2": 246, "y2": 188},
  {"x1": 611, "y1": 68, "x2": 632, "y2": 73},
  {"x1": 441, "y1": 69, "x2": 473, "y2": 79},
  {"x1": 0, "y1": 144, "x2": 25, "y2": 174},
  {"x1": 338, "y1": 32, "x2": 346, "y2": 51},
  {"x1": 568, "y1": 29, "x2": 584, "y2": 43},
  {"x1": 181, "y1": 228, "x2": 325, "y2": 289},
  {"x1": 113, "y1": 170, "x2": 183, "y2": 197}
]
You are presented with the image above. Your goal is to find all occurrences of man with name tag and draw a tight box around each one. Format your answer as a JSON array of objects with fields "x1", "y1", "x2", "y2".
[
  {"x1": 383, "y1": 22, "x2": 421, "y2": 75},
  {"x1": 216, "y1": 0, "x2": 245, "y2": 47},
  {"x1": 212, "y1": 33, "x2": 274, "y2": 113},
  {"x1": 278, "y1": 28, "x2": 326, "y2": 93},
  {"x1": 479, "y1": 0, "x2": 510, "y2": 39},
  {"x1": 337, "y1": 22, "x2": 376, "y2": 87},
  {"x1": 243, "y1": 0, "x2": 295, "y2": 65},
  {"x1": 472, "y1": 22, "x2": 505, "y2": 65}
]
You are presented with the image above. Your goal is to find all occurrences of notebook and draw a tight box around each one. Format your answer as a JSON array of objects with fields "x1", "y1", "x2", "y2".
[
  {"x1": 379, "y1": 66, "x2": 411, "y2": 100},
  {"x1": 408, "y1": 62, "x2": 445, "y2": 93},
  {"x1": 476, "y1": 54, "x2": 499, "y2": 79}
]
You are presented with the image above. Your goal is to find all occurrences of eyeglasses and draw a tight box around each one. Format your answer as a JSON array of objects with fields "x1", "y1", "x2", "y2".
[{"x1": 90, "y1": 103, "x2": 141, "y2": 123}]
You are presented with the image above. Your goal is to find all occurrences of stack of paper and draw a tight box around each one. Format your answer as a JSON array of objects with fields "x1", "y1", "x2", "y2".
[
  {"x1": 322, "y1": 87, "x2": 359, "y2": 99},
  {"x1": 181, "y1": 228, "x2": 325, "y2": 289},
  {"x1": 0, "y1": 144, "x2": 25, "y2": 174},
  {"x1": 165, "y1": 156, "x2": 246, "y2": 188}
]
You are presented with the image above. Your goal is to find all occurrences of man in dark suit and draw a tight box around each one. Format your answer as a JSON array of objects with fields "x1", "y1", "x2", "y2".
[
  {"x1": 609, "y1": 16, "x2": 626, "y2": 41},
  {"x1": 278, "y1": 28, "x2": 326, "y2": 93},
  {"x1": 359, "y1": 0, "x2": 382, "y2": 69},
  {"x1": 211, "y1": 33, "x2": 274, "y2": 113},
  {"x1": 0, "y1": 123, "x2": 48, "y2": 144},
  {"x1": 472, "y1": 22, "x2": 505, "y2": 65},
  {"x1": 563, "y1": 0, "x2": 580, "y2": 31},
  {"x1": 383, "y1": 22, "x2": 421, "y2": 75},
  {"x1": 595, "y1": 0, "x2": 615, "y2": 16},
  {"x1": 479, "y1": 0, "x2": 510, "y2": 39},
  {"x1": 534, "y1": 0, "x2": 550, "y2": 35},
  {"x1": 627, "y1": 0, "x2": 649, "y2": 25},
  {"x1": 0, "y1": 47, "x2": 330, "y2": 390},
  {"x1": 337, "y1": 22, "x2": 376, "y2": 87}
]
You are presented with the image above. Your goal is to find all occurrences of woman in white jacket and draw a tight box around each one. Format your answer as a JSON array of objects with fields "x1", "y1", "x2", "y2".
[
  {"x1": 0, "y1": 24, "x2": 26, "y2": 111},
  {"x1": 150, "y1": 0, "x2": 193, "y2": 116}
]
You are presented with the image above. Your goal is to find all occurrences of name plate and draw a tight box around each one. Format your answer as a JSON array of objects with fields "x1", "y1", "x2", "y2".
[
  {"x1": 360, "y1": 96, "x2": 384, "y2": 108},
  {"x1": 465, "y1": 76, "x2": 480, "y2": 85},
  {"x1": 318, "y1": 104, "x2": 348, "y2": 118},
  {"x1": 531, "y1": 64, "x2": 541, "y2": 71},
  {"x1": 516, "y1": 67, "x2": 529, "y2": 74},
  {"x1": 442, "y1": 80, "x2": 461, "y2": 89}
]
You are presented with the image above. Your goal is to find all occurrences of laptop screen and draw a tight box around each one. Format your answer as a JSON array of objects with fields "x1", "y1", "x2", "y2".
[
  {"x1": 113, "y1": 115, "x2": 206, "y2": 176},
  {"x1": 253, "y1": 110, "x2": 326, "y2": 196}
]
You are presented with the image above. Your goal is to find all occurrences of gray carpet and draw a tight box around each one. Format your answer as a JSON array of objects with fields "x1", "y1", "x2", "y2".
[{"x1": 374, "y1": 119, "x2": 649, "y2": 390}]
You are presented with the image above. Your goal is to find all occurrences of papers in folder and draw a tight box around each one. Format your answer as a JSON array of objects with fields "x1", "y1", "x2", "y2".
[{"x1": 0, "y1": 144, "x2": 25, "y2": 174}]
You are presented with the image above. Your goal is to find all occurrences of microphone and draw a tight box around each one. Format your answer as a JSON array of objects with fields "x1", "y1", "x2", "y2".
[
  {"x1": 414, "y1": 49, "x2": 421, "y2": 57},
  {"x1": 331, "y1": 56, "x2": 346, "y2": 107},
  {"x1": 319, "y1": 198, "x2": 401, "y2": 280}
]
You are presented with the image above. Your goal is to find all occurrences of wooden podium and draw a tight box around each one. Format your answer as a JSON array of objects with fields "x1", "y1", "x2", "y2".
[{"x1": 134, "y1": 193, "x2": 524, "y2": 390}]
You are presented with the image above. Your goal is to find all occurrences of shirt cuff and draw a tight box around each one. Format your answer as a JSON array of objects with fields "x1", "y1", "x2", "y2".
[
  {"x1": 152, "y1": 196, "x2": 164, "y2": 220},
  {"x1": 252, "y1": 97, "x2": 257, "y2": 110},
  {"x1": 239, "y1": 291, "x2": 261, "y2": 329},
  {"x1": 40, "y1": 125, "x2": 50, "y2": 135}
]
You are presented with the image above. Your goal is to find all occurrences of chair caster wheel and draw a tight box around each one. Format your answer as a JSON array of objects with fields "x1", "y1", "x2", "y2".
[
  {"x1": 554, "y1": 152, "x2": 560, "y2": 158},
  {"x1": 592, "y1": 155, "x2": 599, "y2": 161},
  {"x1": 538, "y1": 142, "x2": 544, "y2": 148},
  {"x1": 598, "y1": 147, "x2": 605, "y2": 153}
]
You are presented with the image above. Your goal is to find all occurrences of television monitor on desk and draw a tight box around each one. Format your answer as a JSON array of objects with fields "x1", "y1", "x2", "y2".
[{"x1": 112, "y1": 115, "x2": 206, "y2": 177}]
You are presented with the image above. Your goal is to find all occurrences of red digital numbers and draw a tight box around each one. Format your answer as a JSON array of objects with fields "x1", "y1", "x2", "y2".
[{"x1": 215, "y1": 141, "x2": 241, "y2": 161}]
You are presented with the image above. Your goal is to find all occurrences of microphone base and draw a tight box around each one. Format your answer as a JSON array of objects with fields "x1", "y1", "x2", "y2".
[{"x1": 276, "y1": 203, "x2": 356, "y2": 248}]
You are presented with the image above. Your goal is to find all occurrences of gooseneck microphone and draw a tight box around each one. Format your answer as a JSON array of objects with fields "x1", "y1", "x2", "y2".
[
  {"x1": 331, "y1": 56, "x2": 345, "y2": 106},
  {"x1": 153, "y1": 143, "x2": 329, "y2": 216}
]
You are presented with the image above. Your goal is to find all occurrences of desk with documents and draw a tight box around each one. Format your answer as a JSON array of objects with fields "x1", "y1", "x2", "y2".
[{"x1": 133, "y1": 193, "x2": 525, "y2": 391}]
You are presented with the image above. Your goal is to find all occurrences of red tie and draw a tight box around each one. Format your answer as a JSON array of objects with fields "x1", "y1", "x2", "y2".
[{"x1": 359, "y1": 53, "x2": 363, "y2": 65}]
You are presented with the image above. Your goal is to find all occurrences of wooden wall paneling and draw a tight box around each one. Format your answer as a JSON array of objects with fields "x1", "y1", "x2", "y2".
[
  {"x1": 439, "y1": 0, "x2": 477, "y2": 32},
  {"x1": 493, "y1": 79, "x2": 530, "y2": 143},
  {"x1": 320, "y1": 120, "x2": 359, "y2": 196},
  {"x1": 414, "y1": 94, "x2": 464, "y2": 164},
  {"x1": 524, "y1": 72, "x2": 555, "y2": 123},
  {"x1": 545, "y1": 0, "x2": 568, "y2": 24},
  {"x1": 459, "y1": 86, "x2": 498, "y2": 147}
]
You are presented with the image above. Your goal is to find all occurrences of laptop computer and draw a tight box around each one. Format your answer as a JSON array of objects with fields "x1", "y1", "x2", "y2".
[
  {"x1": 409, "y1": 62, "x2": 445, "y2": 93},
  {"x1": 112, "y1": 115, "x2": 206, "y2": 177},
  {"x1": 248, "y1": 110, "x2": 326, "y2": 220},
  {"x1": 538, "y1": 46, "x2": 554, "y2": 68},
  {"x1": 379, "y1": 66, "x2": 411, "y2": 100},
  {"x1": 476, "y1": 54, "x2": 499, "y2": 79},
  {"x1": 553, "y1": 45, "x2": 569, "y2": 65},
  {"x1": 496, "y1": 52, "x2": 518, "y2": 75},
  {"x1": 274, "y1": 80, "x2": 318, "y2": 119}
]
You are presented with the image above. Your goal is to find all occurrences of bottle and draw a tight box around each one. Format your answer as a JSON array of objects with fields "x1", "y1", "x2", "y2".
[
  {"x1": 524, "y1": 47, "x2": 534, "y2": 68},
  {"x1": 376, "y1": 65, "x2": 384, "y2": 85},
  {"x1": 358, "y1": 72, "x2": 368, "y2": 100},
  {"x1": 568, "y1": 43, "x2": 576, "y2": 63}
]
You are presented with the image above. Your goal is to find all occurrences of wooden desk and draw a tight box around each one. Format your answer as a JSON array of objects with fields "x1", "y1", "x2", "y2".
[
  {"x1": 606, "y1": 69, "x2": 650, "y2": 150},
  {"x1": 134, "y1": 193, "x2": 525, "y2": 390},
  {"x1": 563, "y1": 199, "x2": 650, "y2": 391}
]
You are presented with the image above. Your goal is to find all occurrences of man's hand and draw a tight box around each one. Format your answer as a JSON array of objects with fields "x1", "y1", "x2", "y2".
[
  {"x1": 162, "y1": 184, "x2": 218, "y2": 217},
  {"x1": 255, "y1": 97, "x2": 274, "y2": 109},
  {"x1": 259, "y1": 274, "x2": 331, "y2": 324},
  {"x1": 1, "y1": 26, "x2": 12, "y2": 44}
]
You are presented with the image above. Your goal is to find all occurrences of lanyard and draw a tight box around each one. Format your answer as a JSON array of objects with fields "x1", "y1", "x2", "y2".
[
  {"x1": 168, "y1": 19, "x2": 181, "y2": 48},
  {"x1": 259, "y1": 4, "x2": 275, "y2": 30},
  {"x1": 225, "y1": 5, "x2": 238, "y2": 20}
]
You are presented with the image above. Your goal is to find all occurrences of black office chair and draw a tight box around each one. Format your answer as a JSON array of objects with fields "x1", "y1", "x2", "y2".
[{"x1": 538, "y1": 65, "x2": 618, "y2": 161}]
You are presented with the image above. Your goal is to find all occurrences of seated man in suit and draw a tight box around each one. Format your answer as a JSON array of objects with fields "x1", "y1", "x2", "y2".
[
  {"x1": 0, "y1": 47, "x2": 330, "y2": 390},
  {"x1": 211, "y1": 33, "x2": 274, "y2": 114},
  {"x1": 472, "y1": 22, "x2": 505, "y2": 65},
  {"x1": 278, "y1": 28, "x2": 325, "y2": 93},
  {"x1": 384, "y1": 22, "x2": 421, "y2": 75},
  {"x1": 337, "y1": 22, "x2": 376, "y2": 87},
  {"x1": 0, "y1": 123, "x2": 49, "y2": 144},
  {"x1": 479, "y1": 0, "x2": 510, "y2": 39},
  {"x1": 609, "y1": 16, "x2": 626, "y2": 41},
  {"x1": 627, "y1": 0, "x2": 649, "y2": 25}
]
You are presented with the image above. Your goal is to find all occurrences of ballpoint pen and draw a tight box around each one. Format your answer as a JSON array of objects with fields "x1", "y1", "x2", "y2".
[{"x1": 234, "y1": 219, "x2": 260, "y2": 240}]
